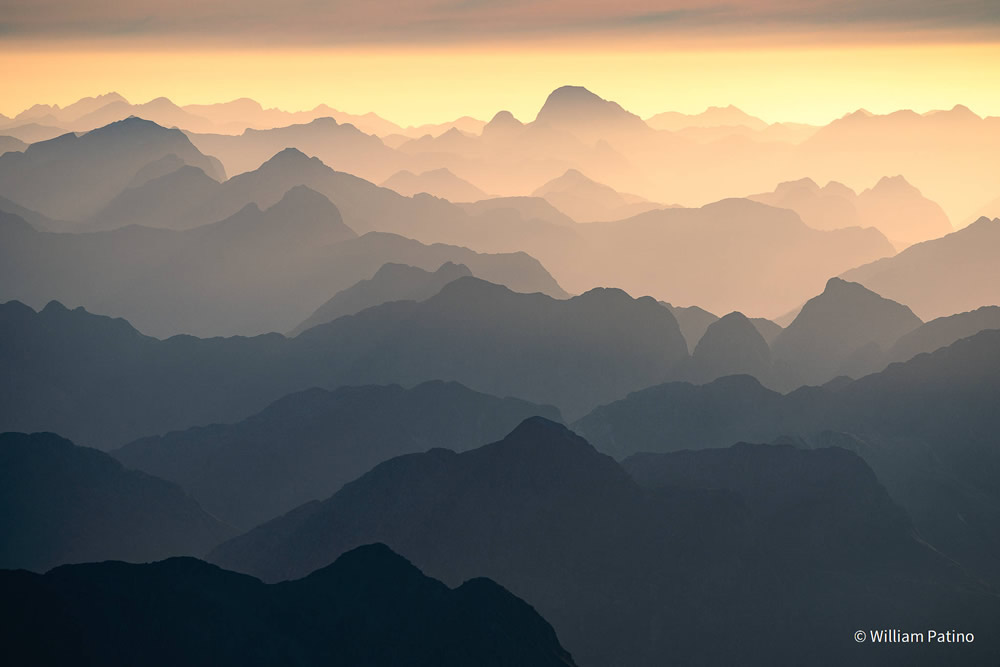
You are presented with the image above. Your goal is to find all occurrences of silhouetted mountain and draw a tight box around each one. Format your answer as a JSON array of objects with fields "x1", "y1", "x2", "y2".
[
  {"x1": 72, "y1": 97, "x2": 216, "y2": 133},
  {"x1": 291, "y1": 261, "x2": 472, "y2": 335},
  {"x1": 646, "y1": 105, "x2": 768, "y2": 132},
  {"x1": 659, "y1": 302, "x2": 718, "y2": 351},
  {"x1": 90, "y1": 164, "x2": 221, "y2": 231},
  {"x1": 750, "y1": 177, "x2": 863, "y2": 230},
  {"x1": 164, "y1": 147, "x2": 581, "y2": 264},
  {"x1": 186, "y1": 116, "x2": 401, "y2": 179},
  {"x1": 888, "y1": 306, "x2": 1000, "y2": 363},
  {"x1": 0, "y1": 135, "x2": 26, "y2": 155},
  {"x1": 0, "y1": 189, "x2": 564, "y2": 336},
  {"x1": 623, "y1": 442, "x2": 910, "y2": 566},
  {"x1": 799, "y1": 106, "x2": 1000, "y2": 220},
  {"x1": 481, "y1": 109, "x2": 525, "y2": 139},
  {"x1": 0, "y1": 277, "x2": 679, "y2": 445},
  {"x1": 127, "y1": 152, "x2": 188, "y2": 186},
  {"x1": 457, "y1": 196, "x2": 576, "y2": 227},
  {"x1": 771, "y1": 278, "x2": 922, "y2": 387},
  {"x1": 114, "y1": 381, "x2": 560, "y2": 529},
  {"x1": 575, "y1": 329, "x2": 1000, "y2": 584},
  {"x1": 0, "y1": 195, "x2": 56, "y2": 230},
  {"x1": 842, "y1": 217, "x2": 1000, "y2": 320},
  {"x1": 542, "y1": 198, "x2": 893, "y2": 318},
  {"x1": 292, "y1": 277, "x2": 689, "y2": 419},
  {"x1": 685, "y1": 311, "x2": 772, "y2": 383},
  {"x1": 750, "y1": 317, "x2": 783, "y2": 344},
  {"x1": 531, "y1": 168, "x2": 661, "y2": 222},
  {"x1": 750, "y1": 175, "x2": 950, "y2": 246},
  {"x1": 0, "y1": 122, "x2": 71, "y2": 143},
  {"x1": 182, "y1": 98, "x2": 405, "y2": 136},
  {"x1": 968, "y1": 193, "x2": 1000, "y2": 225},
  {"x1": 0, "y1": 117, "x2": 224, "y2": 220},
  {"x1": 0, "y1": 544, "x2": 576, "y2": 667},
  {"x1": 382, "y1": 167, "x2": 488, "y2": 201},
  {"x1": 0, "y1": 432, "x2": 232, "y2": 572},
  {"x1": 211, "y1": 418, "x2": 998, "y2": 666},
  {"x1": 856, "y1": 175, "x2": 953, "y2": 246},
  {"x1": 534, "y1": 86, "x2": 651, "y2": 144}
]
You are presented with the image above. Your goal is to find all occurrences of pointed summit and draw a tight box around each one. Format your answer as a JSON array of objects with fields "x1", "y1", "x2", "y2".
[
  {"x1": 266, "y1": 184, "x2": 350, "y2": 229},
  {"x1": 534, "y1": 85, "x2": 648, "y2": 141},
  {"x1": 772, "y1": 278, "x2": 921, "y2": 386},
  {"x1": 691, "y1": 311, "x2": 772, "y2": 382}
]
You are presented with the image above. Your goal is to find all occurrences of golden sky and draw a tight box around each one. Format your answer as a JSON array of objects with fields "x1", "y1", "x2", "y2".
[{"x1": 2, "y1": 0, "x2": 999, "y2": 125}]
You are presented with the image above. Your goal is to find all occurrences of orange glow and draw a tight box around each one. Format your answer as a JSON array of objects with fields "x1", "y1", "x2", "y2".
[{"x1": 3, "y1": 40, "x2": 1000, "y2": 126}]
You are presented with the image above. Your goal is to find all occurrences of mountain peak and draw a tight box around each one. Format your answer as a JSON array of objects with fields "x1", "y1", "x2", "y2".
[
  {"x1": 263, "y1": 185, "x2": 355, "y2": 238},
  {"x1": 869, "y1": 174, "x2": 916, "y2": 194},
  {"x1": 304, "y1": 542, "x2": 422, "y2": 584},
  {"x1": 691, "y1": 311, "x2": 771, "y2": 381},
  {"x1": 535, "y1": 86, "x2": 645, "y2": 134},
  {"x1": 775, "y1": 177, "x2": 820, "y2": 193},
  {"x1": 485, "y1": 109, "x2": 522, "y2": 129},
  {"x1": 505, "y1": 415, "x2": 575, "y2": 441},
  {"x1": 259, "y1": 147, "x2": 326, "y2": 172}
]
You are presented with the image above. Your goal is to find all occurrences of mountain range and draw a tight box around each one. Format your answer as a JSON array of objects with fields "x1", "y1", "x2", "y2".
[
  {"x1": 0, "y1": 544, "x2": 576, "y2": 666},
  {"x1": 0, "y1": 432, "x2": 232, "y2": 572},
  {"x1": 0, "y1": 277, "x2": 684, "y2": 446},
  {"x1": 291, "y1": 261, "x2": 472, "y2": 335},
  {"x1": 0, "y1": 117, "x2": 224, "y2": 220},
  {"x1": 575, "y1": 328, "x2": 1000, "y2": 585},
  {"x1": 114, "y1": 381, "x2": 560, "y2": 529},
  {"x1": 750, "y1": 175, "x2": 952, "y2": 246},
  {"x1": 210, "y1": 417, "x2": 1000, "y2": 666},
  {"x1": 842, "y1": 217, "x2": 1000, "y2": 320}
]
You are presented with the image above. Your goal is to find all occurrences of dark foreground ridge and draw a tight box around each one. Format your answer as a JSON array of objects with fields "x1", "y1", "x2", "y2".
[{"x1": 0, "y1": 543, "x2": 576, "y2": 667}]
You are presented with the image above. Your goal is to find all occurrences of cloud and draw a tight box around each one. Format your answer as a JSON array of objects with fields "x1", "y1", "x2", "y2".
[{"x1": 1, "y1": 0, "x2": 998, "y2": 45}]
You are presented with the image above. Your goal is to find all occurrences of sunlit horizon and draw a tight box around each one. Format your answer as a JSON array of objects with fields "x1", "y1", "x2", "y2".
[{"x1": 3, "y1": 40, "x2": 1000, "y2": 127}]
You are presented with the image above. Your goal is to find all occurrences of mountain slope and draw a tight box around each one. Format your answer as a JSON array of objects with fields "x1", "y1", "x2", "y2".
[
  {"x1": 291, "y1": 261, "x2": 472, "y2": 335},
  {"x1": 0, "y1": 432, "x2": 232, "y2": 572},
  {"x1": 841, "y1": 217, "x2": 1000, "y2": 320},
  {"x1": 531, "y1": 168, "x2": 660, "y2": 222},
  {"x1": 771, "y1": 277, "x2": 922, "y2": 386},
  {"x1": 0, "y1": 277, "x2": 681, "y2": 446},
  {"x1": 0, "y1": 117, "x2": 224, "y2": 220},
  {"x1": 382, "y1": 168, "x2": 488, "y2": 202},
  {"x1": 114, "y1": 381, "x2": 561, "y2": 529},
  {"x1": 0, "y1": 544, "x2": 576, "y2": 667},
  {"x1": 210, "y1": 418, "x2": 999, "y2": 667},
  {"x1": 575, "y1": 329, "x2": 1000, "y2": 584},
  {"x1": 0, "y1": 192, "x2": 565, "y2": 337}
]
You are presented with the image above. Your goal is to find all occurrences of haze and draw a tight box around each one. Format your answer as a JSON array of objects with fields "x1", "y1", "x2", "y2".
[{"x1": 2, "y1": 2, "x2": 1000, "y2": 666}]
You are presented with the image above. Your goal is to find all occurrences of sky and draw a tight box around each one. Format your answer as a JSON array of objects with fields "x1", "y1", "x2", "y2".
[{"x1": 2, "y1": 0, "x2": 999, "y2": 125}]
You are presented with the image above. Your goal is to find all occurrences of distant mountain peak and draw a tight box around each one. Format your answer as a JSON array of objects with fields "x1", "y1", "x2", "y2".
[
  {"x1": 504, "y1": 415, "x2": 577, "y2": 441},
  {"x1": 41, "y1": 299, "x2": 70, "y2": 313},
  {"x1": 775, "y1": 177, "x2": 820, "y2": 193},
  {"x1": 259, "y1": 146, "x2": 324, "y2": 171},
  {"x1": 869, "y1": 174, "x2": 916, "y2": 193},
  {"x1": 485, "y1": 109, "x2": 522, "y2": 128},
  {"x1": 304, "y1": 542, "x2": 421, "y2": 583},
  {"x1": 535, "y1": 85, "x2": 645, "y2": 132}
]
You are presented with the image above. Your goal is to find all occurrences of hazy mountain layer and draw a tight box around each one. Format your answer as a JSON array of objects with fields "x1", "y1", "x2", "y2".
[
  {"x1": 0, "y1": 191, "x2": 565, "y2": 337},
  {"x1": 0, "y1": 432, "x2": 232, "y2": 572},
  {"x1": 0, "y1": 278, "x2": 684, "y2": 446},
  {"x1": 842, "y1": 217, "x2": 1000, "y2": 320},
  {"x1": 0, "y1": 117, "x2": 224, "y2": 221},
  {"x1": 114, "y1": 381, "x2": 561, "y2": 529},
  {"x1": 291, "y1": 262, "x2": 472, "y2": 335},
  {"x1": 575, "y1": 329, "x2": 1000, "y2": 584},
  {"x1": 210, "y1": 418, "x2": 999, "y2": 667}
]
